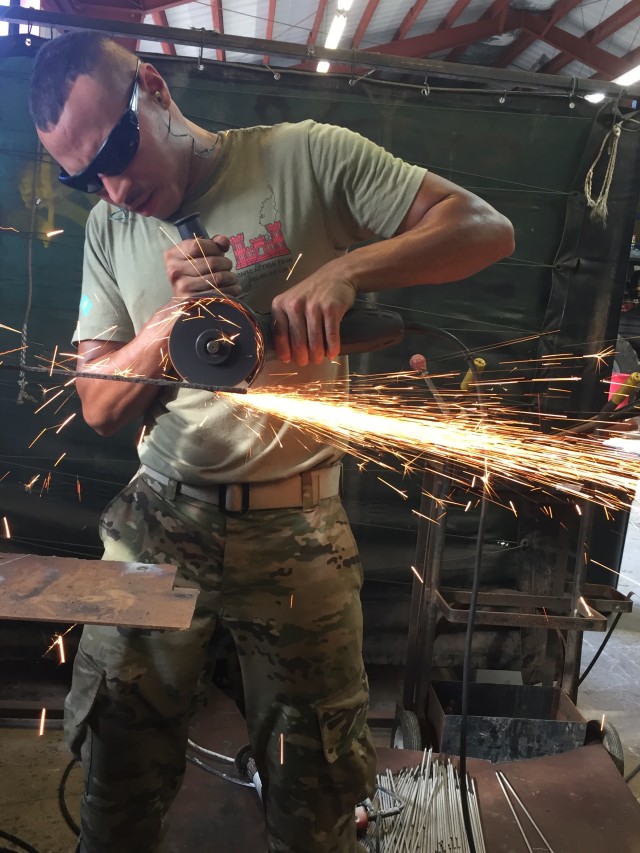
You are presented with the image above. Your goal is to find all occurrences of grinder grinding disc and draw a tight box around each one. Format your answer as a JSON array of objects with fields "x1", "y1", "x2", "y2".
[{"x1": 169, "y1": 298, "x2": 265, "y2": 389}]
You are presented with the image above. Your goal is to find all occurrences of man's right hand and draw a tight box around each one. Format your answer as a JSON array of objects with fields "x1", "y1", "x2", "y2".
[{"x1": 164, "y1": 235, "x2": 240, "y2": 299}]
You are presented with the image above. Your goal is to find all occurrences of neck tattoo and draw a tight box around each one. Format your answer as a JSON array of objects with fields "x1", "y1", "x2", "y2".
[{"x1": 165, "y1": 111, "x2": 220, "y2": 160}]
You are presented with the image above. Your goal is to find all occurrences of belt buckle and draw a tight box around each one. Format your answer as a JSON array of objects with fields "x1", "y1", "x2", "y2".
[{"x1": 219, "y1": 483, "x2": 250, "y2": 515}]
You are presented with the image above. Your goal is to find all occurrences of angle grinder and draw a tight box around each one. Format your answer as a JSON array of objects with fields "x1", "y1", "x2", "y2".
[{"x1": 168, "y1": 213, "x2": 405, "y2": 388}]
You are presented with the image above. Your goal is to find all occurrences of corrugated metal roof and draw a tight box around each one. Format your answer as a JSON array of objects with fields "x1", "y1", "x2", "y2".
[{"x1": 23, "y1": 0, "x2": 640, "y2": 88}]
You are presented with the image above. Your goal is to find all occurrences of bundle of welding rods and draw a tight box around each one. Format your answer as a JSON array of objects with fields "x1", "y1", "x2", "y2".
[{"x1": 362, "y1": 750, "x2": 486, "y2": 853}]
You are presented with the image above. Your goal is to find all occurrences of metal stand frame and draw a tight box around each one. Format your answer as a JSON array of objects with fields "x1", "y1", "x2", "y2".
[{"x1": 402, "y1": 465, "x2": 631, "y2": 723}]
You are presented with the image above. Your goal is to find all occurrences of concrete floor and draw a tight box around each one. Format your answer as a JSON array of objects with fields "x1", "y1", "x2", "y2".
[
  {"x1": 578, "y1": 482, "x2": 640, "y2": 780},
  {"x1": 2, "y1": 494, "x2": 640, "y2": 852}
]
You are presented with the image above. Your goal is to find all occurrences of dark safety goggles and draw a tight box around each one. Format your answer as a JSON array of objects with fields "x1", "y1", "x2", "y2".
[{"x1": 58, "y1": 60, "x2": 141, "y2": 194}]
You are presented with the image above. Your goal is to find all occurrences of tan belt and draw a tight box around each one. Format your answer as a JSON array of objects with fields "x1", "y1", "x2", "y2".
[{"x1": 138, "y1": 464, "x2": 342, "y2": 514}]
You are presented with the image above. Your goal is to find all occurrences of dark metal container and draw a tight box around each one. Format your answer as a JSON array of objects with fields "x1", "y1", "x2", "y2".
[{"x1": 428, "y1": 681, "x2": 587, "y2": 763}]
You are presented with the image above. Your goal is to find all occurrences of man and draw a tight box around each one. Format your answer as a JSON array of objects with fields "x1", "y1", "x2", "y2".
[{"x1": 29, "y1": 31, "x2": 514, "y2": 853}]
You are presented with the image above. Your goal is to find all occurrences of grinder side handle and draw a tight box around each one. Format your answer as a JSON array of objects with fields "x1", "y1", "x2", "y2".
[
  {"x1": 253, "y1": 306, "x2": 404, "y2": 356},
  {"x1": 174, "y1": 213, "x2": 209, "y2": 241}
]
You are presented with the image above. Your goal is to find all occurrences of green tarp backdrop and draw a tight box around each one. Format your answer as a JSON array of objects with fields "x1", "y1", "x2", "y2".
[{"x1": 1, "y1": 35, "x2": 639, "y2": 663}]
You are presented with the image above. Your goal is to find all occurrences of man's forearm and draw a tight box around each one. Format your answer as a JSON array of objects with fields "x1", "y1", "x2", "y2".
[
  {"x1": 338, "y1": 193, "x2": 514, "y2": 293},
  {"x1": 76, "y1": 304, "x2": 177, "y2": 436}
]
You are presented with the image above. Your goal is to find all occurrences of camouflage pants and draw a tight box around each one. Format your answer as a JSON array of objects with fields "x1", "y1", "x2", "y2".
[{"x1": 65, "y1": 471, "x2": 376, "y2": 853}]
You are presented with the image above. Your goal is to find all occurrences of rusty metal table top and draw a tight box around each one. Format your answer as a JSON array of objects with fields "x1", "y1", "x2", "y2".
[{"x1": 168, "y1": 690, "x2": 640, "y2": 852}]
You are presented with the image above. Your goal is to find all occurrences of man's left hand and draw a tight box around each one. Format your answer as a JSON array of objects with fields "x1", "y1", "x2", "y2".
[{"x1": 270, "y1": 275, "x2": 357, "y2": 366}]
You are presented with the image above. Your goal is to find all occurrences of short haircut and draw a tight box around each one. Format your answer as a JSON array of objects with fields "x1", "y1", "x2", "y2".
[{"x1": 29, "y1": 31, "x2": 134, "y2": 131}]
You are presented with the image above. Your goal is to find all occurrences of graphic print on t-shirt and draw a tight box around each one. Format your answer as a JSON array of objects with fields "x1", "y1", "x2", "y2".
[{"x1": 229, "y1": 185, "x2": 292, "y2": 271}]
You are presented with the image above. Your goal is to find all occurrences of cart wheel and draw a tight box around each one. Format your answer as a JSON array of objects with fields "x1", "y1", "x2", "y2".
[
  {"x1": 587, "y1": 718, "x2": 625, "y2": 775},
  {"x1": 234, "y1": 743, "x2": 253, "y2": 778},
  {"x1": 391, "y1": 709, "x2": 423, "y2": 750},
  {"x1": 601, "y1": 721, "x2": 626, "y2": 776}
]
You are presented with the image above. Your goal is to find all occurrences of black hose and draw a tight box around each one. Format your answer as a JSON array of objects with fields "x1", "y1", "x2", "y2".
[
  {"x1": 0, "y1": 829, "x2": 41, "y2": 853},
  {"x1": 578, "y1": 608, "x2": 628, "y2": 686},
  {"x1": 402, "y1": 318, "x2": 487, "y2": 852},
  {"x1": 401, "y1": 322, "x2": 475, "y2": 363},
  {"x1": 58, "y1": 759, "x2": 80, "y2": 836},
  {"x1": 458, "y1": 484, "x2": 490, "y2": 853}
]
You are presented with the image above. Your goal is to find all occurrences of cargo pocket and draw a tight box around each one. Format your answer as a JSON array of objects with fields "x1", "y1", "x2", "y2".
[
  {"x1": 314, "y1": 670, "x2": 370, "y2": 765},
  {"x1": 63, "y1": 648, "x2": 105, "y2": 760},
  {"x1": 98, "y1": 476, "x2": 140, "y2": 545}
]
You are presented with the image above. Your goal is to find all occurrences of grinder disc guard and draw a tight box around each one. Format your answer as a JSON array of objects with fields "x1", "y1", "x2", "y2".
[{"x1": 169, "y1": 298, "x2": 264, "y2": 388}]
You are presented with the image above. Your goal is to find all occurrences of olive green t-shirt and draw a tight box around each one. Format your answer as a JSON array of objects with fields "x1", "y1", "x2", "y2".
[{"x1": 74, "y1": 120, "x2": 426, "y2": 484}]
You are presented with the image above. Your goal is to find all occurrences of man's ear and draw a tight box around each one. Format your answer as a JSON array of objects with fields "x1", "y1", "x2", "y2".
[{"x1": 139, "y1": 62, "x2": 168, "y2": 106}]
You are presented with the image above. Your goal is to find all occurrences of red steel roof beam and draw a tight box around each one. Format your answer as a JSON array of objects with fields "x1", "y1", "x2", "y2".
[
  {"x1": 352, "y1": 0, "x2": 383, "y2": 49},
  {"x1": 293, "y1": 15, "x2": 503, "y2": 70},
  {"x1": 211, "y1": 0, "x2": 225, "y2": 62},
  {"x1": 263, "y1": 0, "x2": 277, "y2": 65},
  {"x1": 445, "y1": 0, "x2": 510, "y2": 62},
  {"x1": 516, "y1": 11, "x2": 629, "y2": 77},
  {"x1": 150, "y1": 9, "x2": 177, "y2": 55},
  {"x1": 393, "y1": 0, "x2": 430, "y2": 41},
  {"x1": 364, "y1": 16, "x2": 507, "y2": 59},
  {"x1": 493, "y1": 0, "x2": 583, "y2": 68},
  {"x1": 307, "y1": 0, "x2": 330, "y2": 46},
  {"x1": 540, "y1": 0, "x2": 640, "y2": 75},
  {"x1": 44, "y1": 0, "x2": 199, "y2": 13},
  {"x1": 437, "y1": 0, "x2": 472, "y2": 31},
  {"x1": 589, "y1": 42, "x2": 640, "y2": 81}
]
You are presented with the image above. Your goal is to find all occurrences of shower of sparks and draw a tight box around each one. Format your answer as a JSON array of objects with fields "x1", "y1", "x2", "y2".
[
  {"x1": 35, "y1": 388, "x2": 65, "y2": 413},
  {"x1": 579, "y1": 595, "x2": 589, "y2": 616},
  {"x1": 53, "y1": 393, "x2": 73, "y2": 415},
  {"x1": 377, "y1": 478, "x2": 408, "y2": 499},
  {"x1": 49, "y1": 345, "x2": 59, "y2": 377},
  {"x1": 45, "y1": 229, "x2": 64, "y2": 238},
  {"x1": 286, "y1": 253, "x2": 303, "y2": 281},
  {"x1": 2, "y1": 517, "x2": 9, "y2": 538},
  {"x1": 585, "y1": 346, "x2": 616, "y2": 369},
  {"x1": 227, "y1": 375, "x2": 640, "y2": 511},
  {"x1": 43, "y1": 624, "x2": 77, "y2": 660},
  {"x1": 20, "y1": 303, "x2": 638, "y2": 516},
  {"x1": 509, "y1": 500, "x2": 517, "y2": 516},
  {"x1": 0, "y1": 322, "x2": 21, "y2": 333},
  {"x1": 29, "y1": 428, "x2": 47, "y2": 449},
  {"x1": 54, "y1": 453, "x2": 66, "y2": 467},
  {"x1": 590, "y1": 558, "x2": 640, "y2": 591},
  {"x1": 412, "y1": 509, "x2": 438, "y2": 525},
  {"x1": 40, "y1": 473, "x2": 52, "y2": 496},
  {"x1": 0, "y1": 345, "x2": 27, "y2": 357},
  {"x1": 290, "y1": 594, "x2": 294, "y2": 608},
  {"x1": 25, "y1": 474, "x2": 40, "y2": 492},
  {"x1": 137, "y1": 425, "x2": 147, "y2": 448},
  {"x1": 279, "y1": 733, "x2": 284, "y2": 765},
  {"x1": 77, "y1": 477, "x2": 82, "y2": 503},
  {"x1": 0, "y1": 226, "x2": 19, "y2": 232},
  {"x1": 601, "y1": 713, "x2": 606, "y2": 731},
  {"x1": 0, "y1": 471, "x2": 9, "y2": 483},
  {"x1": 55, "y1": 413, "x2": 76, "y2": 434},
  {"x1": 38, "y1": 708, "x2": 46, "y2": 737},
  {"x1": 410, "y1": 564, "x2": 424, "y2": 584}
]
